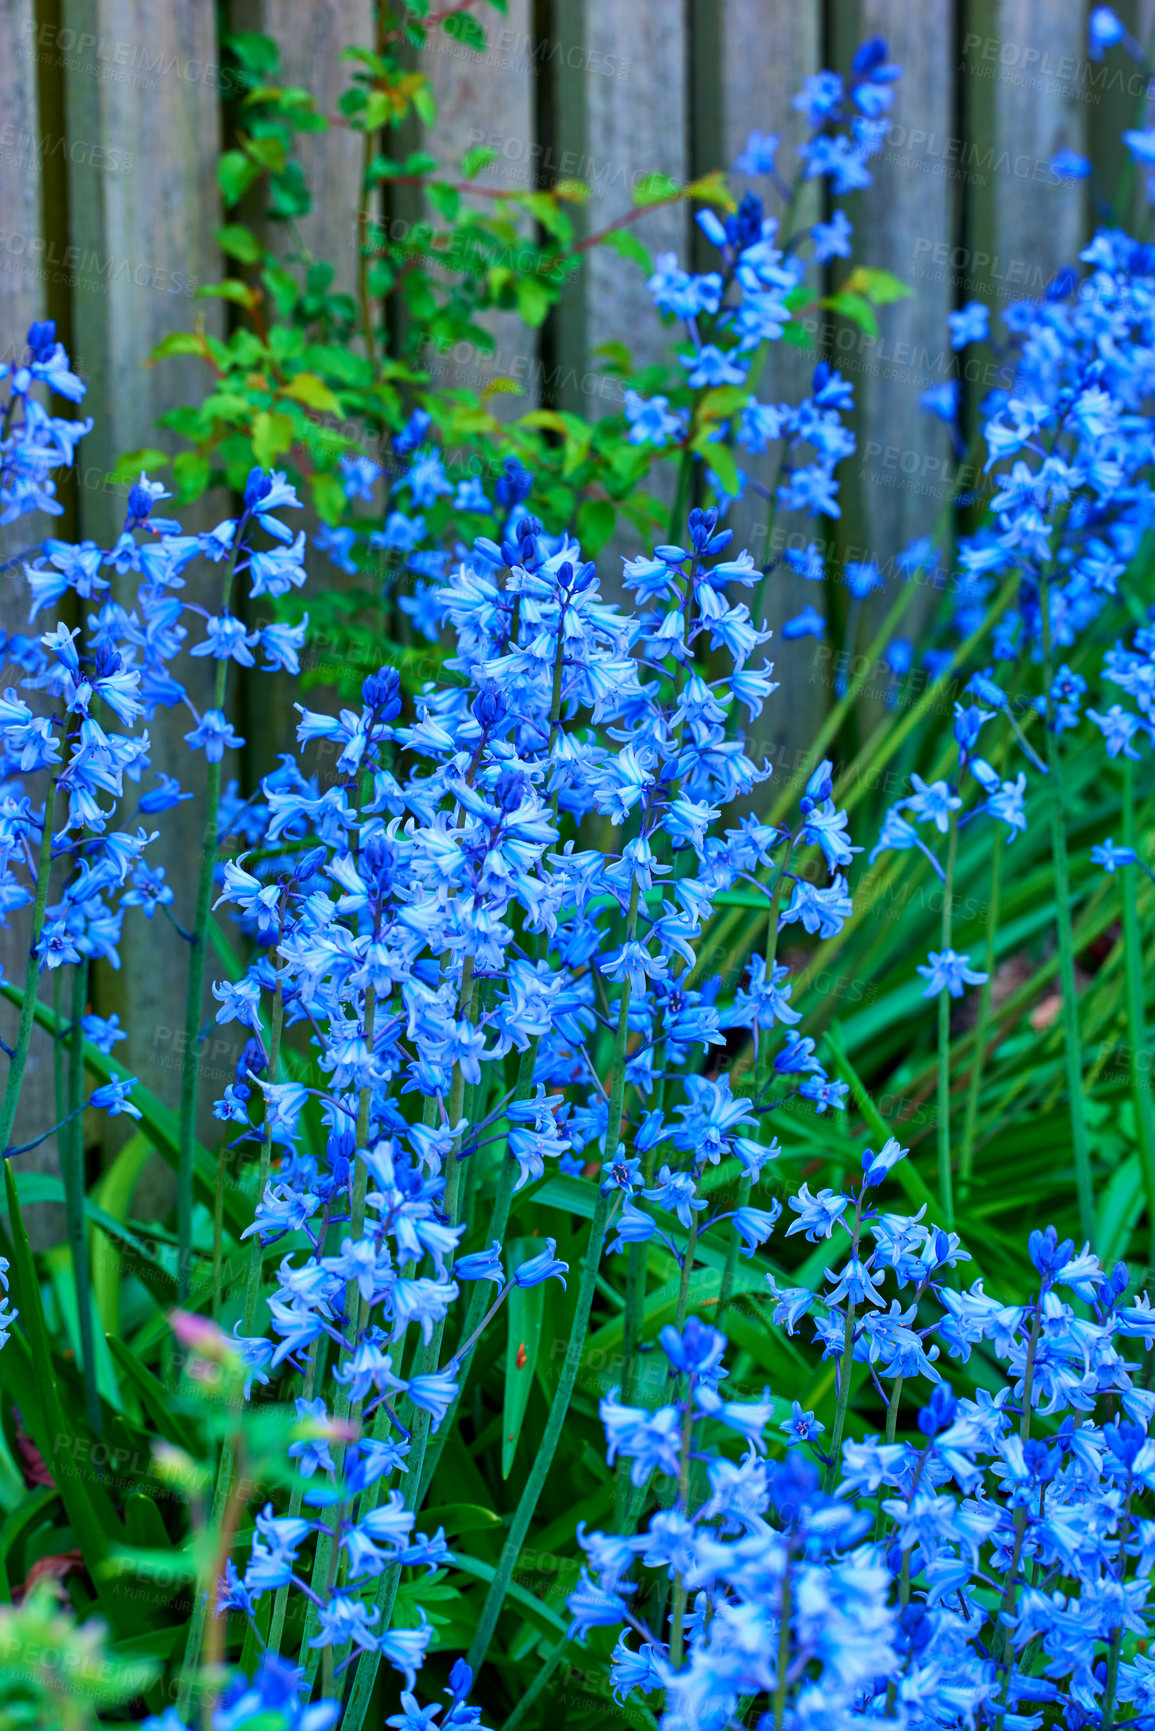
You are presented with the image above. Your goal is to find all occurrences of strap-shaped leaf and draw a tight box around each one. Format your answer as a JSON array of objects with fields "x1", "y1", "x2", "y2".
[{"x1": 2, "y1": 1166, "x2": 131, "y2": 1634}]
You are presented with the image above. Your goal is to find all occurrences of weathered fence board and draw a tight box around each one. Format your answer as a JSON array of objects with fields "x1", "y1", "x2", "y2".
[
  {"x1": 832, "y1": 0, "x2": 957, "y2": 739},
  {"x1": 423, "y1": 0, "x2": 538, "y2": 418},
  {"x1": 0, "y1": 0, "x2": 62, "y2": 1232},
  {"x1": 59, "y1": 0, "x2": 230, "y2": 1190},
  {"x1": 718, "y1": 0, "x2": 825, "y2": 780}
]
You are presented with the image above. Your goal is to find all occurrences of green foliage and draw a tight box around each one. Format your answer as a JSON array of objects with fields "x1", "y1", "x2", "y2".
[{"x1": 0, "y1": 1584, "x2": 157, "y2": 1731}]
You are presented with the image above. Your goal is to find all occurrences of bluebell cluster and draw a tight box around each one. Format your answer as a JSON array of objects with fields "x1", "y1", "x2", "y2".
[
  {"x1": 5, "y1": 12, "x2": 1155, "y2": 1728},
  {"x1": 575, "y1": 1226, "x2": 1155, "y2": 1729}
]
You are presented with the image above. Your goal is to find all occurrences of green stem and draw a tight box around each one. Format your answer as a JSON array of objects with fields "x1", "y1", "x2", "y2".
[
  {"x1": 0, "y1": 788, "x2": 56, "y2": 1156},
  {"x1": 666, "y1": 1392, "x2": 696, "y2": 1671},
  {"x1": 1122, "y1": 755, "x2": 1155, "y2": 1268},
  {"x1": 66, "y1": 956, "x2": 99, "y2": 1434},
  {"x1": 1038, "y1": 569, "x2": 1094, "y2": 1245},
  {"x1": 299, "y1": 986, "x2": 376, "y2": 1667},
  {"x1": 960, "y1": 834, "x2": 1002, "y2": 1192},
  {"x1": 937, "y1": 811, "x2": 958, "y2": 1230},
  {"x1": 466, "y1": 1187, "x2": 611, "y2": 1676},
  {"x1": 177, "y1": 643, "x2": 233, "y2": 1309},
  {"x1": 241, "y1": 978, "x2": 284, "y2": 1336},
  {"x1": 417, "y1": 1135, "x2": 520, "y2": 1507},
  {"x1": 717, "y1": 859, "x2": 790, "y2": 1328},
  {"x1": 823, "y1": 1194, "x2": 863, "y2": 1494},
  {"x1": 498, "y1": 1638, "x2": 567, "y2": 1731},
  {"x1": 771, "y1": 1568, "x2": 792, "y2": 1731},
  {"x1": 1101, "y1": 1626, "x2": 1122, "y2": 1731},
  {"x1": 823, "y1": 1298, "x2": 857, "y2": 1494},
  {"x1": 264, "y1": 1348, "x2": 319, "y2": 1660},
  {"x1": 465, "y1": 878, "x2": 639, "y2": 1677},
  {"x1": 669, "y1": 442, "x2": 695, "y2": 544}
]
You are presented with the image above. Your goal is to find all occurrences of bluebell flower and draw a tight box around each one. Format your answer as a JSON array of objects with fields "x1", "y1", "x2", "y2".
[{"x1": 916, "y1": 948, "x2": 989, "y2": 998}]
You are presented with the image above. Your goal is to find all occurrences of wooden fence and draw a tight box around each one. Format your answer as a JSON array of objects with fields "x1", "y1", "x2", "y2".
[{"x1": 0, "y1": 0, "x2": 1145, "y2": 1212}]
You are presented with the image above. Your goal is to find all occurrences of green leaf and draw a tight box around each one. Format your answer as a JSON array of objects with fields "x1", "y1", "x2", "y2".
[
  {"x1": 442, "y1": 11, "x2": 486, "y2": 49},
  {"x1": 218, "y1": 148, "x2": 260, "y2": 205},
  {"x1": 514, "y1": 275, "x2": 554, "y2": 328},
  {"x1": 449, "y1": 1552, "x2": 570, "y2": 1638},
  {"x1": 575, "y1": 497, "x2": 615, "y2": 555},
  {"x1": 2, "y1": 1167, "x2": 130, "y2": 1634},
  {"x1": 0, "y1": 982, "x2": 249, "y2": 1241},
  {"x1": 280, "y1": 371, "x2": 343, "y2": 414},
  {"x1": 634, "y1": 172, "x2": 681, "y2": 206},
  {"x1": 195, "y1": 278, "x2": 259, "y2": 308},
  {"x1": 216, "y1": 222, "x2": 263, "y2": 265},
  {"x1": 252, "y1": 408, "x2": 296, "y2": 466},
  {"x1": 698, "y1": 384, "x2": 749, "y2": 423},
  {"x1": 427, "y1": 181, "x2": 461, "y2": 224},
  {"x1": 91, "y1": 1135, "x2": 156, "y2": 1336},
  {"x1": 244, "y1": 134, "x2": 287, "y2": 173},
  {"x1": 106, "y1": 1340, "x2": 200, "y2": 1456},
  {"x1": 461, "y1": 145, "x2": 498, "y2": 179},
  {"x1": 106, "y1": 448, "x2": 168, "y2": 485},
  {"x1": 844, "y1": 265, "x2": 912, "y2": 305},
  {"x1": 149, "y1": 331, "x2": 206, "y2": 362},
  {"x1": 598, "y1": 229, "x2": 652, "y2": 273},
  {"x1": 822, "y1": 291, "x2": 879, "y2": 338},
  {"x1": 423, "y1": 1503, "x2": 505, "y2": 1538},
  {"x1": 502, "y1": 1241, "x2": 545, "y2": 1479},
  {"x1": 172, "y1": 450, "x2": 211, "y2": 502},
  {"x1": 684, "y1": 169, "x2": 737, "y2": 211},
  {"x1": 701, "y1": 440, "x2": 739, "y2": 497},
  {"x1": 309, "y1": 470, "x2": 348, "y2": 526}
]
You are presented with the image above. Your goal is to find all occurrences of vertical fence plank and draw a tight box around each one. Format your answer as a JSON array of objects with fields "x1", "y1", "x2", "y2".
[
  {"x1": 422, "y1": 0, "x2": 539, "y2": 419},
  {"x1": 581, "y1": 0, "x2": 688, "y2": 434},
  {"x1": 961, "y1": 0, "x2": 1089, "y2": 319},
  {"x1": 719, "y1": 0, "x2": 824, "y2": 776},
  {"x1": 0, "y1": 0, "x2": 63, "y2": 1232},
  {"x1": 831, "y1": 0, "x2": 957, "y2": 741},
  {"x1": 232, "y1": 0, "x2": 372, "y2": 302},
  {"x1": 229, "y1": 1, "x2": 374, "y2": 816},
  {"x1": 60, "y1": 0, "x2": 231, "y2": 1186}
]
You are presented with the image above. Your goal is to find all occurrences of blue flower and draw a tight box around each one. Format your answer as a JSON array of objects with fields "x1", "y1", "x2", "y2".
[{"x1": 916, "y1": 948, "x2": 989, "y2": 998}]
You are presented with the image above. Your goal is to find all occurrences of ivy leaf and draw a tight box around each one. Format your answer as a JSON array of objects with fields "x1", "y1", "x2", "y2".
[
  {"x1": 515, "y1": 276, "x2": 554, "y2": 328},
  {"x1": 217, "y1": 149, "x2": 259, "y2": 205},
  {"x1": 195, "y1": 278, "x2": 259, "y2": 310},
  {"x1": 844, "y1": 266, "x2": 912, "y2": 306},
  {"x1": 461, "y1": 145, "x2": 498, "y2": 179},
  {"x1": 216, "y1": 223, "x2": 262, "y2": 265},
  {"x1": 442, "y1": 11, "x2": 486, "y2": 49},
  {"x1": 280, "y1": 372, "x2": 343, "y2": 415},
  {"x1": 251, "y1": 409, "x2": 296, "y2": 467},
  {"x1": 106, "y1": 448, "x2": 168, "y2": 485},
  {"x1": 576, "y1": 497, "x2": 615, "y2": 554},
  {"x1": 243, "y1": 134, "x2": 287, "y2": 174},
  {"x1": 634, "y1": 172, "x2": 681, "y2": 206},
  {"x1": 698, "y1": 437, "x2": 739, "y2": 497},
  {"x1": 685, "y1": 169, "x2": 737, "y2": 212},
  {"x1": 309, "y1": 470, "x2": 347, "y2": 525},
  {"x1": 599, "y1": 229, "x2": 652, "y2": 273},
  {"x1": 822, "y1": 291, "x2": 879, "y2": 339},
  {"x1": 148, "y1": 331, "x2": 207, "y2": 362},
  {"x1": 698, "y1": 384, "x2": 749, "y2": 423},
  {"x1": 172, "y1": 451, "x2": 211, "y2": 501},
  {"x1": 427, "y1": 182, "x2": 461, "y2": 224}
]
